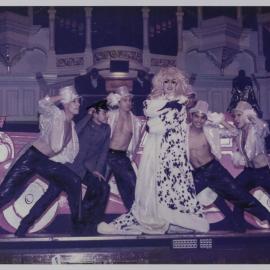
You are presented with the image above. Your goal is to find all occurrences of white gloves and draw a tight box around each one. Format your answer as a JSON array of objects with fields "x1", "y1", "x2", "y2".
[
  {"x1": 59, "y1": 86, "x2": 79, "y2": 104},
  {"x1": 207, "y1": 112, "x2": 225, "y2": 125},
  {"x1": 179, "y1": 95, "x2": 188, "y2": 104}
]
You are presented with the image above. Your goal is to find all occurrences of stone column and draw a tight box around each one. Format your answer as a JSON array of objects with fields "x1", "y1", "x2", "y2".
[
  {"x1": 198, "y1": 7, "x2": 203, "y2": 27},
  {"x1": 237, "y1": 7, "x2": 242, "y2": 27},
  {"x1": 84, "y1": 7, "x2": 93, "y2": 69},
  {"x1": 257, "y1": 8, "x2": 264, "y2": 56},
  {"x1": 176, "y1": 7, "x2": 184, "y2": 68},
  {"x1": 256, "y1": 7, "x2": 266, "y2": 74},
  {"x1": 47, "y1": 7, "x2": 56, "y2": 73},
  {"x1": 142, "y1": 7, "x2": 150, "y2": 68},
  {"x1": 28, "y1": 7, "x2": 33, "y2": 25},
  {"x1": 176, "y1": 7, "x2": 184, "y2": 53},
  {"x1": 48, "y1": 7, "x2": 56, "y2": 51}
]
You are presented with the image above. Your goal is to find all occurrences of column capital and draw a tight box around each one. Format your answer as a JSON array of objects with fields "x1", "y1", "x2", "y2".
[{"x1": 85, "y1": 6, "x2": 93, "y2": 17}]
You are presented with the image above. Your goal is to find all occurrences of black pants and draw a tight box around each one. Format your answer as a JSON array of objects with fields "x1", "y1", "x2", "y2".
[
  {"x1": 193, "y1": 159, "x2": 270, "y2": 223},
  {"x1": 193, "y1": 167, "x2": 244, "y2": 229},
  {"x1": 81, "y1": 172, "x2": 110, "y2": 225},
  {"x1": 16, "y1": 170, "x2": 109, "y2": 233},
  {"x1": 234, "y1": 166, "x2": 270, "y2": 222},
  {"x1": 235, "y1": 166, "x2": 270, "y2": 194},
  {"x1": 0, "y1": 146, "x2": 81, "y2": 229},
  {"x1": 107, "y1": 149, "x2": 136, "y2": 210}
]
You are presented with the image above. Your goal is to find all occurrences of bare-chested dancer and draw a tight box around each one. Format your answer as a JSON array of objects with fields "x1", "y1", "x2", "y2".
[
  {"x1": 106, "y1": 86, "x2": 142, "y2": 210},
  {"x1": 188, "y1": 100, "x2": 270, "y2": 232}
]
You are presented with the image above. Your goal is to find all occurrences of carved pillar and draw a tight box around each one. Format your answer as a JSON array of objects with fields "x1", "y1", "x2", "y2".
[
  {"x1": 176, "y1": 7, "x2": 184, "y2": 53},
  {"x1": 142, "y1": 7, "x2": 150, "y2": 68},
  {"x1": 28, "y1": 7, "x2": 33, "y2": 25},
  {"x1": 84, "y1": 7, "x2": 93, "y2": 69},
  {"x1": 237, "y1": 7, "x2": 242, "y2": 27},
  {"x1": 257, "y1": 8, "x2": 264, "y2": 56},
  {"x1": 48, "y1": 7, "x2": 56, "y2": 52},
  {"x1": 198, "y1": 7, "x2": 203, "y2": 27},
  {"x1": 176, "y1": 7, "x2": 184, "y2": 69},
  {"x1": 256, "y1": 7, "x2": 266, "y2": 73},
  {"x1": 47, "y1": 7, "x2": 56, "y2": 72}
]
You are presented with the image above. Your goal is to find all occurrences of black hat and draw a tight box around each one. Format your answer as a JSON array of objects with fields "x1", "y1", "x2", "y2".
[{"x1": 86, "y1": 99, "x2": 108, "y2": 111}]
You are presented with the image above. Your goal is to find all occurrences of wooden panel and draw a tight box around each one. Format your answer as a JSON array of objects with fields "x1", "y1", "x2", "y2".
[
  {"x1": 196, "y1": 90, "x2": 209, "y2": 102},
  {"x1": 23, "y1": 89, "x2": 37, "y2": 116},
  {"x1": 211, "y1": 90, "x2": 225, "y2": 113},
  {"x1": 6, "y1": 89, "x2": 19, "y2": 117},
  {"x1": 0, "y1": 90, "x2": 3, "y2": 116}
]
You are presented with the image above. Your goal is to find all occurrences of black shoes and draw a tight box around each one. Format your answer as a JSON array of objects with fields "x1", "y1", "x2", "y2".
[{"x1": 14, "y1": 226, "x2": 28, "y2": 237}]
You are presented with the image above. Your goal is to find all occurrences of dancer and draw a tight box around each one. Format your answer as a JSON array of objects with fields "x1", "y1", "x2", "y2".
[
  {"x1": 98, "y1": 67, "x2": 209, "y2": 235},
  {"x1": 188, "y1": 100, "x2": 270, "y2": 232},
  {"x1": 106, "y1": 86, "x2": 142, "y2": 211},
  {"x1": 15, "y1": 100, "x2": 111, "y2": 236},
  {"x1": 0, "y1": 85, "x2": 82, "y2": 236},
  {"x1": 232, "y1": 101, "x2": 270, "y2": 211}
]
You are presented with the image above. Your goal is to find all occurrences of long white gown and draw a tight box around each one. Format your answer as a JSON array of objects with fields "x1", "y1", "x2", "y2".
[{"x1": 98, "y1": 95, "x2": 209, "y2": 234}]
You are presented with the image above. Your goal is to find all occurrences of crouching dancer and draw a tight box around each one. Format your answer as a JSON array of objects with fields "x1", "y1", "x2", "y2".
[
  {"x1": 232, "y1": 101, "x2": 270, "y2": 224},
  {"x1": 0, "y1": 85, "x2": 82, "y2": 237},
  {"x1": 189, "y1": 100, "x2": 270, "y2": 232},
  {"x1": 15, "y1": 99, "x2": 111, "y2": 236}
]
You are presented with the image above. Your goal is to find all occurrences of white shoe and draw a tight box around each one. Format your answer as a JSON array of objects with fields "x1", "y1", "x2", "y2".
[
  {"x1": 97, "y1": 222, "x2": 142, "y2": 235},
  {"x1": 167, "y1": 224, "x2": 194, "y2": 234}
]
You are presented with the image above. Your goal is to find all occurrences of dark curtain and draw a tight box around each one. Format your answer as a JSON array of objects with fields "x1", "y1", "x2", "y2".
[
  {"x1": 149, "y1": 7, "x2": 177, "y2": 56},
  {"x1": 55, "y1": 7, "x2": 85, "y2": 54}
]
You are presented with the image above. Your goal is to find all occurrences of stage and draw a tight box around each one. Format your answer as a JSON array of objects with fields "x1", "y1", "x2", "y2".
[
  {"x1": 0, "y1": 229, "x2": 270, "y2": 264},
  {"x1": 1, "y1": 124, "x2": 270, "y2": 264},
  {"x1": 0, "y1": 215, "x2": 270, "y2": 264}
]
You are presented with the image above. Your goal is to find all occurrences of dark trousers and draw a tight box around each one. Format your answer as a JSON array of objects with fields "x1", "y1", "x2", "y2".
[
  {"x1": 193, "y1": 168, "x2": 245, "y2": 229},
  {"x1": 235, "y1": 166, "x2": 270, "y2": 194},
  {"x1": 234, "y1": 166, "x2": 270, "y2": 222},
  {"x1": 193, "y1": 159, "x2": 270, "y2": 223},
  {"x1": 0, "y1": 146, "x2": 81, "y2": 224},
  {"x1": 16, "y1": 171, "x2": 109, "y2": 233},
  {"x1": 107, "y1": 149, "x2": 136, "y2": 210},
  {"x1": 81, "y1": 172, "x2": 110, "y2": 225}
]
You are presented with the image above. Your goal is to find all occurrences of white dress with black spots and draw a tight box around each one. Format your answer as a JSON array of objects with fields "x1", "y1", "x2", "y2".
[{"x1": 98, "y1": 96, "x2": 209, "y2": 234}]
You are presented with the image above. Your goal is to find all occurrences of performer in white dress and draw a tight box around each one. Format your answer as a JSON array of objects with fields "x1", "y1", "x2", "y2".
[{"x1": 98, "y1": 67, "x2": 209, "y2": 234}]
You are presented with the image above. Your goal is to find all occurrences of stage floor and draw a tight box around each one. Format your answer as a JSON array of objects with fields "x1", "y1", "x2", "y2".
[{"x1": 0, "y1": 229, "x2": 270, "y2": 264}]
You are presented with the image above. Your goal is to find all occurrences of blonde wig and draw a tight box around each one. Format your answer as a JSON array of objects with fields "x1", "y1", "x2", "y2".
[{"x1": 150, "y1": 67, "x2": 188, "y2": 99}]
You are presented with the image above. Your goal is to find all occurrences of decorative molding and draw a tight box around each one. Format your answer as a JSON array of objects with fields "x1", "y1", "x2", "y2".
[
  {"x1": 93, "y1": 49, "x2": 143, "y2": 64},
  {"x1": 150, "y1": 58, "x2": 176, "y2": 67},
  {"x1": 205, "y1": 47, "x2": 239, "y2": 71},
  {"x1": 56, "y1": 56, "x2": 84, "y2": 68}
]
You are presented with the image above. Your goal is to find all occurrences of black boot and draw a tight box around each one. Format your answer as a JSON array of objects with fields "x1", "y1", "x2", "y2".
[
  {"x1": 71, "y1": 217, "x2": 86, "y2": 236},
  {"x1": 215, "y1": 197, "x2": 247, "y2": 233},
  {"x1": 15, "y1": 223, "x2": 30, "y2": 237}
]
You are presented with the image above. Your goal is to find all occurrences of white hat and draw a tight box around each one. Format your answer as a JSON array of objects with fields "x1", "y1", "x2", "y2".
[
  {"x1": 115, "y1": 86, "x2": 133, "y2": 98},
  {"x1": 106, "y1": 86, "x2": 133, "y2": 107},
  {"x1": 59, "y1": 85, "x2": 80, "y2": 104},
  {"x1": 189, "y1": 100, "x2": 209, "y2": 115},
  {"x1": 233, "y1": 101, "x2": 252, "y2": 113}
]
